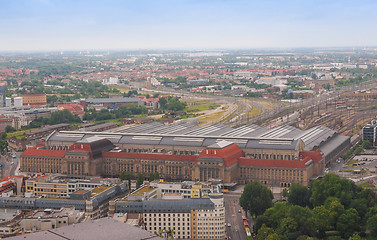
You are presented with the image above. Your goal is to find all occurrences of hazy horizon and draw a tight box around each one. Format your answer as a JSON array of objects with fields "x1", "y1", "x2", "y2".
[{"x1": 1, "y1": 0, "x2": 377, "y2": 51}]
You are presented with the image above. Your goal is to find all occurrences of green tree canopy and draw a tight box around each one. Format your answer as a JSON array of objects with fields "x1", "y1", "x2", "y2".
[
  {"x1": 257, "y1": 224, "x2": 276, "y2": 240},
  {"x1": 240, "y1": 181, "x2": 273, "y2": 217},
  {"x1": 367, "y1": 214, "x2": 377, "y2": 237},
  {"x1": 287, "y1": 184, "x2": 311, "y2": 207},
  {"x1": 136, "y1": 173, "x2": 144, "y2": 189},
  {"x1": 310, "y1": 173, "x2": 360, "y2": 207},
  {"x1": 336, "y1": 208, "x2": 361, "y2": 239}
]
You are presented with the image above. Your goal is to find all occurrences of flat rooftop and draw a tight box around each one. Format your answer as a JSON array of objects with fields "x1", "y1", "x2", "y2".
[{"x1": 6, "y1": 217, "x2": 163, "y2": 240}]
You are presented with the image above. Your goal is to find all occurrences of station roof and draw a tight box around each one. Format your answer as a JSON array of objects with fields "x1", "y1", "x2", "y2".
[{"x1": 47, "y1": 122, "x2": 349, "y2": 152}]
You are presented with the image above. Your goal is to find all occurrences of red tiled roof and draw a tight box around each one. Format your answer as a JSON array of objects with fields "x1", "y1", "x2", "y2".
[
  {"x1": 102, "y1": 152, "x2": 197, "y2": 162},
  {"x1": 36, "y1": 141, "x2": 46, "y2": 148},
  {"x1": 198, "y1": 144, "x2": 244, "y2": 166},
  {"x1": 238, "y1": 158, "x2": 309, "y2": 169},
  {"x1": 300, "y1": 149, "x2": 323, "y2": 162},
  {"x1": 22, "y1": 148, "x2": 66, "y2": 157}
]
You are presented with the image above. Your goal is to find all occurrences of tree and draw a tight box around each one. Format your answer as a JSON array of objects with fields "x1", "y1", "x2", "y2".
[
  {"x1": 136, "y1": 173, "x2": 144, "y2": 189},
  {"x1": 277, "y1": 217, "x2": 298, "y2": 240},
  {"x1": 149, "y1": 172, "x2": 160, "y2": 182},
  {"x1": 310, "y1": 173, "x2": 359, "y2": 207},
  {"x1": 312, "y1": 205, "x2": 333, "y2": 237},
  {"x1": 165, "y1": 97, "x2": 186, "y2": 111},
  {"x1": 368, "y1": 214, "x2": 377, "y2": 237},
  {"x1": 257, "y1": 224, "x2": 276, "y2": 240},
  {"x1": 5, "y1": 125, "x2": 16, "y2": 133},
  {"x1": 47, "y1": 95, "x2": 58, "y2": 104},
  {"x1": 265, "y1": 233, "x2": 280, "y2": 240},
  {"x1": 362, "y1": 140, "x2": 372, "y2": 149},
  {"x1": 262, "y1": 202, "x2": 290, "y2": 229},
  {"x1": 358, "y1": 188, "x2": 377, "y2": 208},
  {"x1": 159, "y1": 97, "x2": 167, "y2": 110},
  {"x1": 1, "y1": 132, "x2": 6, "y2": 140},
  {"x1": 120, "y1": 171, "x2": 127, "y2": 181},
  {"x1": 287, "y1": 184, "x2": 311, "y2": 207},
  {"x1": 336, "y1": 208, "x2": 360, "y2": 239},
  {"x1": 324, "y1": 197, "x2": 345, "y2": 223},
  {"x1": 350, "y1": 198, "x2": 368, "y2": 220},
  {"x1": 254, "y1": 215, "x2": 272, "y2": 233},
  {"x1": 286, "y1": 205, "x2": 315, "y2": 237},
  {"x1": 322, "y1": 83, "x2": 331, "y2": 91},
  {"x1": 348, "y1": 234, "x2": 362, "y2": 240},
  {"x1": 240, "y1": 181, "x2": 273, "y2": 217}
]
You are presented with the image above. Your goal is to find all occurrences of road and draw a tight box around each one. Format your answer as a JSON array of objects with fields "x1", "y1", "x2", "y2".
[
  {"x1": 224, "y1": 185, "x2": 255, "y2": 240},
  {"x1": 0, "y1": 150, "x2": 21, "y2": 179}
]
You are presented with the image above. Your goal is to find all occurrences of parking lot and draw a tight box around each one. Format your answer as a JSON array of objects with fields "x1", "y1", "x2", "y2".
[{"x1": 330, "y1": 155, "x2": 377, "y2": 184}]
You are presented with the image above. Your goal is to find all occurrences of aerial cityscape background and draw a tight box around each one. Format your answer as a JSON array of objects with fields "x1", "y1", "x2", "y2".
[{"x1": 1, "y1": 1, "x2": 377, "y2": 240}]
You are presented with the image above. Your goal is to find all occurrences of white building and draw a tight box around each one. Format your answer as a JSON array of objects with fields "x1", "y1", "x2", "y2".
[
  {"x1": 102, "y1": 77, "x2": 119, "y2": 85},
  {"x1": 142, "y1": 194, "x2": 225, "y2": 240},
  {"x1": 113, "y1": 182, "x2": 225, "y2": 240}
]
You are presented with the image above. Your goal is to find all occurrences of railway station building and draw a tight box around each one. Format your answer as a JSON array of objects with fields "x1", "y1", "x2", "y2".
[{"x1": 21, "y1": 123, "x2": 351, "y2": 187}]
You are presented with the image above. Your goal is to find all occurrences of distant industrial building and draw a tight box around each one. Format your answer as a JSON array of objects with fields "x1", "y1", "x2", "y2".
[
  {"x1": 363, "y1": 119, "x2": 377, "y2": 145},
  {"x1": 0, "y1": 85, "x2": 6, "y2": 107},
  {"x1": 20, "y1": 94, "x2": 47, "y2": 107},
  {"x1": 78, "y1": 97, "x2": 142, "y2": 110}
]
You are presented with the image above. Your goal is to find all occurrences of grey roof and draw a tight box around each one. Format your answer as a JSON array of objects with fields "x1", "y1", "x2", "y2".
[
  {"x1": 115, "y1": 198, "x2": 215, "y2": 214},
  {"x1": 48, "y1": 122, "x2": 349, "y2": 152},
  {"x1": 318, "y1": 134, "x2": 350, "y2": 156},
  {"x1": 208, "y1": 140, "x2": 234, "y2": 149},
  {"x1": 86, "y1": 97, "x2": 141, "y2": 104},
  {"x1": 246, "y1": 139, "x2": 301, "y2": 150},
  {"x1": 7, "y1": 217, "x2": 163, "y2": 240},
  {"x1": 297, "y1": 126, "x2": 337, "y2": 151},
  {"x1": 28, "y1": 123, "x2": 70, "y2": 134},
  {"x1": 81, "y1": 122, "x2": 118, "y2": 132}
]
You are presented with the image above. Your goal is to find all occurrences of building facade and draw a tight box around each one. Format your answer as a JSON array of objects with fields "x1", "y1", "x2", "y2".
[
  {"x1": 111, "y1": 183, "x2": 225, "y2": 240},
  {"x1": 20, "y1": 94, "x2": 47, "y2": 106},
  {"x1": 363, "y1": 120, "x2": 377, "y2": 146}
]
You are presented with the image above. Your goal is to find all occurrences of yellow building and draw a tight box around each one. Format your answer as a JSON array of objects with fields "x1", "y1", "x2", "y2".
[
  {"x1": 25, "y1": 176, "x2": 68, "y2": 198},
  {"x1": 20, "y1": 94, "x2": 47, "y2": 106}
]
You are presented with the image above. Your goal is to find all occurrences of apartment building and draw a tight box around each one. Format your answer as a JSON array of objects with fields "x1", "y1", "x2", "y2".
[
  {"x1": 25, "y1": 176, "x2": 120, "y2": 198},
  {"x1": 111, "y1": 183, "x2": 225, "y2": 239}
]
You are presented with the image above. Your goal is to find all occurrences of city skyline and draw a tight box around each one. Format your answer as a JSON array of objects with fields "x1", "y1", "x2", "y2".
[{"x1": 1, "y1": 0, "x2": 377, "y2": 51}]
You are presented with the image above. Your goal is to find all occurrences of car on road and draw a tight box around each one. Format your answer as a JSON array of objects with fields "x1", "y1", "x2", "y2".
[
  {"x1": 238, "y1": 209, "x2": 241, "y2": 213},
  {"x1": 227, "y1": 223, "x2": 231, "y2": 227}
]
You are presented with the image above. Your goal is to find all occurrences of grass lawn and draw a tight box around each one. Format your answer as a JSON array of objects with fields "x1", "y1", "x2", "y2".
[
  {"x1": 114, "y1": 85, "x2": 131, "y2": 93},
  {"x1": 359, "y1": 182, "x2": 375, "y2": 188},
  {"x1": 7, "y1": 129, "x2": 37, "y2": 140},
  {"x1": 198, "y1": 110, "x2": 227, "y2": 126},
  {"x1": 185, "y1": 101, "x2": 220, "y2": 113},
  {"x1": 243, "y1": 105, "x2": 262, "y2": 118}
]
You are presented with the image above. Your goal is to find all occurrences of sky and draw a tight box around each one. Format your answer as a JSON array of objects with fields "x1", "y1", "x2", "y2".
[{"x1": 1, "y1": 0, "x2": 377, "y2": 51}]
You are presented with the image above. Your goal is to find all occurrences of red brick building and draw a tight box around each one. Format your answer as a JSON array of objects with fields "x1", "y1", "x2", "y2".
[{"x1": 21, "y1": 138, "x2": 324, "y2": 187}]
